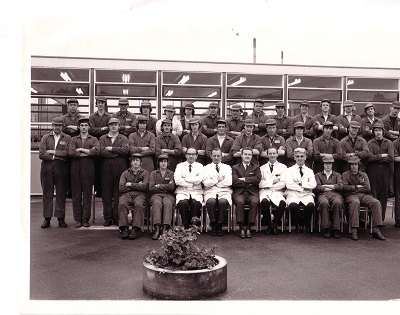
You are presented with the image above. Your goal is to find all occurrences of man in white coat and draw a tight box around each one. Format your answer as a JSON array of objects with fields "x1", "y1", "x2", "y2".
[
  {"x1": 174, "y1": 147, "x2": 204, "y2": 229},
  {"x1": 259, "y1": 147, "x2": 287, "y2": 235},
  {"x1": 285, "y1": 147, "x2": 317, "y2": 233},
  {"x1": 202, "y1": 148, "x2": 232, "y2": 236}
]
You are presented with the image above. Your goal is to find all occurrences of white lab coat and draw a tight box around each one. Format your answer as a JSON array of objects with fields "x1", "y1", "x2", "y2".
[
  {"x1": 259, "y1": 161, "x2": 287, "y2": 206},
  {"x1": 174, "y1": 161, "x2": 204, "y2": 203},
  {"x1": 285, "y1": 164, "x2": 316, "y2": 205}
]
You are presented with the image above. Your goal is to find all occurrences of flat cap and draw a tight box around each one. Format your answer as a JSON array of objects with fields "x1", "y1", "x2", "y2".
[
  {"x1": 96, "y1": 96, "x2": 107, "y2": 102},
  {"x1": 161, "y1": 118, "x2": 172, "y2": 125},
  {"x1": 216, "y1": 118, "x2": 227, "y2": 125},
  {"x1": 300, "y1": 100, "x2": 310, "y2": 107},
  {"x1": 157, "y1": 154, "x2": 169, "y2": 160},
  {"x1": 349, "y1": 121, "x2": 361, "y2": 128},
  {"x1": 254, "y1": 99, "x2": 264, "y2": 105},
  {"x1": 322, "y1": 156, "x2": 334, "y2": 163},
  {"x1": 364, "y1": 103, "x2": 375, "y2": 111},
  {"x1": 136, "y1": 115, "x2": 149, "y2": 121},
  {"x1": 108, "y1": 118, "x2": 120, "y2": 124},
  {"x1": 265, "y1": 119, "x2": 277, "y2": 126},
  {"x1": 209, "y1": 102, "x2": 219, "y2": 108},
  {"x1": 244, "y1": 118, "x2": 255, "y2": 126},
  {"x1": 67, "y1": 98, "x2": 79, "y2": 104},
  {"x1": 130, "y1": 153, "x2": 142, "y2": 159},
  {"x1": 294, "y1": 147, "x2": 306, "y2": 154},
  {"x1": 118, "y1": 98, "x2": 129, "y2": 105},
  {"x1": 140, "y1": 100, "x2": 151, "y2": 107},
  {"x1": 321, "y1": 99, "x2": 331, "y2": 104},
  {"x1": 372, "y1": 122, "x2": 384, "y2": 130},
  {"x1": 392, "y1": 101, "x2": 400, "y2": 108},
  {"x1": 348, "y1": 156, "x2": 361, "y2": 164},
  {"x1": 293, "y1": 121, "x2": 305, "y2": 128},
  {"x1": 78, "y1": 116, "x2": 89, "y2": 124},
  {"x1": 184, "y1": 103, "x2": 195, "y2": 110},
  {"x1": 343, "y1": 100, "x2": 354, "y2": 107},
  {"x1": 164, "y1": 104, "x2": 175, "y2": 111},
  {"x1": 52, "y1": 117, "x2": 64, "y2": 125},
  {"x1": 230, "y1": 104, "x2": 243, "y2": 111},
  {"x1": 188, "y1": 117, "x2": 200, "y2": 124},
  {"x1": 322, "y1": 121, "x2": 334, "y2": 127},
  {"x1": 275, "y1": 102, "x2": 285, "y2": 108}
]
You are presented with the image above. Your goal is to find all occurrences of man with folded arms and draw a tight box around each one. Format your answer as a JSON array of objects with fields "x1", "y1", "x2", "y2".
[{"x1": 205, "y1": 118, "x2": 234, "y2": 165}]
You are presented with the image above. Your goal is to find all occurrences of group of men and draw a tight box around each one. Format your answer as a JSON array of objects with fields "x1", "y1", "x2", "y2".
[{"x1": 38, "y1": 96, "x2": 400, "y2": 242}]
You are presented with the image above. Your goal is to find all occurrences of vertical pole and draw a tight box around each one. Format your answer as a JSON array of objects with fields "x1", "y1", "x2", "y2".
[
  {"x1": 253, "y1": 38, "x2": 256, "y2": 64},
  {"x1": 281, "y1": 51, "x2": 284, "y2": 64}
]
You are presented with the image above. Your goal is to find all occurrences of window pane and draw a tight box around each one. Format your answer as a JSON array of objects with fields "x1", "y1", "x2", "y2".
[
  {"x1": 347, "y1": 91, "x2": 399, "y2": 102},
  {"x1": 96, "y1": 70, "x2": 157, "y2": 83},
  {"x1": 163, "y1": 71, "x2": 221, "y2": 85},
  {"x1": 31, "y1": 123, "x2": 53, "y2": 150},
  {"x1": 347, "y1": 78, "x2": 399, "y2": 90},
  {"x1": 31, "y1": 82, "x2": 89, "y2": 96},
  {"x1": 163, "y1": 86, "x2": 220, "y2": 99},
  {"x1": 288, "y1": 76, "x2": 342, "y2": 88},
  {"x1": 96, "y1": 85, "x2": 156, "y2": 97},
  {"x1": 227, "y1": 74, "x2": 283, "y2": 87},
  {"x1": 31, "y1": 68, "x2": 89, "y2": 82},
  {"x1": 227, "y1": 87, "x2": 282, "y2": 100},
  {"x1": 288, "y1": 89, "x2": 342, "y2": 101}
]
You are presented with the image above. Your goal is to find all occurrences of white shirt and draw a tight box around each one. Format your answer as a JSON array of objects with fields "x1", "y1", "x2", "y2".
[
  {"x1": 202, "y1": 162, "x2": 232, "y2": 205},
  {"x1": 174, "y1": 161, "x2": 204, "y2": 203},
  {"x1": 259, "y1": 161, "x2": 287, "y2": 205},
  {"x1": 285, "y1": 163, "x2": 317, "y2": 205}
]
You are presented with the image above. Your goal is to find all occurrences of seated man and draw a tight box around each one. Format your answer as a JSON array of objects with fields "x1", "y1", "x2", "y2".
[
  {"x1": 259, "y1": 147, "x2": 287, "y2": 235},
  {"x1": 315, "y1": 156, "x2": 343, "y2": 238},
  {"x1": 118, "y1": 154, "x2": 149, "y2": 240},
  {"x1": 174, "y1": 148, "x2": 204, "y2": 229},
  {"x1": 148, "y1": 154, "x2": 176, "y2": 240},
  {"x1": 342, "y1": 156, "x2": 385, "y2": 241},
  {"x1": 285, "y1": 148, "x2": 317, "y2": 233},
  {"x1": 202, "y1": 148, "x2": 232, "y2": 236},
  {"x1": 232, "y1": 147, "x2": 262, "y2": 238}
]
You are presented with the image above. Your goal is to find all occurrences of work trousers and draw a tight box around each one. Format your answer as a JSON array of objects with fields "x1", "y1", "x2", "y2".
[
  {"x1": 149, "y1": 194, "x2": 175, "y2": 226},
  {"x1": 317, "y1": 191, "x2": 343, "y2": 230},
  {"x1": 71, "y1": 157, "x2": 95, "y2": 222},
  {"x1": 206, "y1": 198, "x2": 229, "y2": 224},
  {"x1": 367, "y1": 163, "x2": 390, "y2": 222},
  {"x1": 177, "y1": 199, "x2": 202, "y2": 227},
  {"x1": 260, "y1": 198, "x2": 285, "y2": 228},
  {"x1": 118, "y1": 192, "x2": 146, "y2": 229},
  {"x1": 394, "y1": 163, "x2": 400, "y2": 225},
  {"x1": 40, "y1": 159, "x2": 69, "y2": 219},
  {"x1": 235, "y1": 191, "x2": 259, "y2": 225},
  {"x1": 345, "y1": 193, "x2": 383, "y2": 228},
  {"x1": 288, "y1": 201, "x2": 314, "y2": 228},
  {"x1": 101, "y1": 156, "x2": 127, "y2": 222}
]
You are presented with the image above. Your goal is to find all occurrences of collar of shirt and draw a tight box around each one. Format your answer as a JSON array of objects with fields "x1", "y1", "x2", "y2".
[
  {"x1": 128, "y1": 167, "x2": 142, "y2": 174},
  {"x1": 242, "y1": 162, "x2": 250, "y2": 168},
  {"x1": 107, "y1": 133, "x2": 119, "y2": 139},
  {"x1": 295, "y1": 136, "x2": 304, "y2": 144},
  {"x1": 324, "y1": 170, "x2": 333, "y2": 179},
  {"x1": 96, "y1": 111, "x2": 109, "y2": 116}
]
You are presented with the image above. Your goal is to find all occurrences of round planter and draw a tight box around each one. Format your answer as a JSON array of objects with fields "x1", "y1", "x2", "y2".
[{"x1": 143, "y1": 255, "x2": 227, "y2": 300}]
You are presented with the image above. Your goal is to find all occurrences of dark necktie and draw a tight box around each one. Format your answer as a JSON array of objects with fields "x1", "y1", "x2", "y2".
[
  {"x1": 269, "y1": 163, "x2": 273, "y2": 173},
  {"x1": 216, "y1": 164, "x2": 220, "y2": 173},
  {"x1": 299, "y1": 166, "x2": 303, "y2": 177},
  {"x1": 189, "y1": 164, "x2": 192, "y2": 173}
]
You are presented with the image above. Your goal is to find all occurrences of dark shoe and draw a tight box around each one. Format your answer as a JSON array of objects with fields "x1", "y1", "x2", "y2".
[
  {"x1": 372, "y1": 230, "x2": 385, "y2": 241},
  {"x1": 163, "y1": 224, "x2": 170, "y2": 233},
  {"x1": 103, "y1": 220, "x2": 112, "y2": 227},
  {"x1": 75, "y1": 221, "x2": 82, "y2": 228},
  {"x1": 272, "y1": 227, "x2": 279, "y2": 235},
  {"x1": 245, "y1": 229, "x2": 252, "y2": 238},
  {"x1": 239, "y1": 229, "x2": 246, "y2": 239},
  {"x1": 112, "y1": 219, "x2": 119, "y2": 226},
  {"x1": 41, "y1": 219, "x2": 50, "y2": 228},
  {"x1": 351, "y1": 229, "x2": 358, "y2": 241},
  {"x1": 82, "y1": 221, "x2": 90, "y2": 228},
  {"x1": 304, "y1": 225, "x2": 311, "y2": 233},
  {"x1": 129, "y1": 228, "x2": 140, "y2": 240},
  {"x1": 58, "y1": 218, "x2": 68, "y2": 228},
  {"x1": 333, "y1": 229, "x2": 341, "y2": 239},
  {"x1": 265, "y1": 226, "x2": 272, "y2": 235},
  {"x1": 217, "y1": 224, "x2": 223, "y2": 236},
  {"x1": 152, "y1": 226, "x2": 161, "y2": 240},
  {"x1": 323, "y1": 228, "x2": 331, "y2": 238},
  {"x1": 295, "y1": 225, "x2": 300, "y2": 233},
  {"x1": 395, "y1": 223, "x2": 400, "y2": 228},
  {"x1": 211, "y1": 225, "x2": 217, "y2": 236},
  {"x1": 120, "y1": 228, "x2": 130, "y2": 240}
]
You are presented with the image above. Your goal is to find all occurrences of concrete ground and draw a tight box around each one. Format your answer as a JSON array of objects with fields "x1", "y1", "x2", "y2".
[{"x1": 29, "y1": 197, "x2": 400, "y2": 302}]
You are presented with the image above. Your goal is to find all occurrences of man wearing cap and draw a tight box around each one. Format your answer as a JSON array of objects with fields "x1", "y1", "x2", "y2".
[
  {"x1": 285, "y1": 121, "x2": 313, "y2": 168},
  {"x1": 248, "y1": 99, "x2": 268, "y2": 137},
  {"x1": 111, "y1": 98, "x2": 137, "y2": 137},
  {"x1": 99, "y1": 118, "x2": 129, "y2": 226},
  {"x1": 232, "y1": 147, "x2": 262, "y2": 238},
  {"x1": 128, "y1": 115, "x2": 156, "y2": 173},
  {"x1": 200, "y1": 102, "x2": 223, "y2": 138},
  {"x1": 202, "y1": 148, "x2": 233, "y2": 236},
  {"x1": 69, "y1": 116, "x2": 100, "y2": 227},
  {"x1": 231, "y1": 118, "x2": 263, "y2": 165},
  {"x1": 138, "y1": 100, "x2": 157, "y2": 135},
  {"x1": 271, "y1": 102, "x2": 293, "y2": 140},
  {"x1": 180, "y1": 103, "x2": 195, "y2": 138},
  {"x1": 174, "y1": 148, "x2": 204, "y2": 229},
  {"x1": 148, "y1": 154, "x2": 176, "y2": 240},
  {"x1": 342, "y1": 156, "x2": 385, "y2": 241},
  {"x1": 205, "y1": 118, "x2": 234, "y2": 165},
  {"x1": 392, "y1": 137, "x2": 400, "y2": 228},
  {"x1": 285, "y1": 147, "x2": 317, "y2": 233},
  {"x1": 361, "y1": 103, "x2": 383, "y2": 142},
  {"x1": 312, "y1": 121, "x2": 343, "y2": 174},
  {"x1": 313, "y1": 99, "x2": 339, "y2": 139},
  {"x1": 39, "y1": 117, "x2": 71, "y2": 228},
  {"x1": 226, "y1": 104, "x2": 245, "y2": 139},
  {"x1": 61, "y1": 98, "x2": 83, "y2": 138},
  {"x1": 291, "y1": 100, "x2": 316, "y2": 139},
  {"x1": 339, "y1": 121, "x2": 371, "y2": 173},
  {"x1": 156, "y1": 104, "x2": 183, "y2": 137},
  {"x1": 337, "y1": 100, "x2": 362, "y2": 141},
  {"x1": 155, "y1": 118, "x2": 182, "y2": 172},
  {"x1": 315, "y1": 156, "x2": 343, "y2": 238},
  {"x1": 259, "y1": 147, "x2": 287, "y2": 235},
  {"x1": 381, "y1": 101, "x2": 400, "y2": 141},
  {"x1": 367, "y1": 122, "x2": 394, "y2": 222},
  {"x1": 181, "y1": 118, "x2": 208, "y2": 165},
  {"x1": 259, "y1": 119, "x2": 286, "y2": 166},
  {"x1": 118, "y1": 154, "x2": 149, "y2": 240}
]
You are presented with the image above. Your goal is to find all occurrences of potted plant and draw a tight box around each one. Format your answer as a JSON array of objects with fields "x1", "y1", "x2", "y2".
[{"x1": 143, "y1": 218, "x2": 227, "y2": 300}]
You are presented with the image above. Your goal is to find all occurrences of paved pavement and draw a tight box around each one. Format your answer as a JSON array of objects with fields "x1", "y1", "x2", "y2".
[{"x1": 29, "y1": 197, "x2": 400, "y2": 304}]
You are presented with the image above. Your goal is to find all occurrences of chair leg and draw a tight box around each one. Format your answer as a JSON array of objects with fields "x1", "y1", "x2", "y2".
[{"x1": 92, "y1": 186, "x2": 96, "y2": 223}]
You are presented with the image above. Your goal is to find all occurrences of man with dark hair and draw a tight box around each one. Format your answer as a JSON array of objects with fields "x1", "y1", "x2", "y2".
[
  {"x1": 155, "y1": 118, "x2": 182, "y2": 171},
  {"x1": 285, "y1": 121, "x2": 313, "y2": 168},
  {"x1": 181, "y1": 118, "x2": 208, "y2": 165},
  {"x1": 61, "y1": 98, "x2": 83, "y2": 137},
  {"x1": 180, "y1": 103, "x2": 195, "y2": 138},
  {"x1": 313, "y1": 99, "x2": 339, "y2": 139},
  {"x1": 118, "y1": 154, "x2": 149, "y2": 240},
  {"x1": 361, "y1": 103, "x2": 383, "y2": 142},
  {"x1": 111, "y1": 98, "x2": 137, "y2": 137},
  {"x1": 272, "y1": 102, "x2": 293, "y2": 140},
  {"x1": 226, "y1": 104, "x2": 245, "y2": 139},
  {"x1": 291, "y1": 100, "x2": 316, "y2": 139},
  {"x1": 248, "y1": 99, "x2": 268, "y2": 137},
  {"x1": 200, "y1": 102, "x2": 223, "y2": 138},
  {"x1": 259, "y1": 119, "x2": 286, "y2": 166},
  {"x1": 342, "y1": 156, "x2": 385, "y2": 241},
  {"x1": 205, "y1": 118, "x2": 234, "y2": 165},
  {"x1": 138, "y1": 100, "x2": 157, "y2": 135},
  {"x1": 156, "y1": 104, "x2": 183, "y2": 137},
  {"x1": 232, "y1": 147, "x2": 262, "y2": 238},
  {"x1": 39, "y1": 117, "x2": 71, "y2": 228},
  {"x1": 382, "y1": 101, "x2": 400, "y2": 141},
  {"x1": 393, "y1": 137, "x2": 400, "y2": 228},
  {"x1": 337, "y1": 100, "x2": 362, "y2": 141}
]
